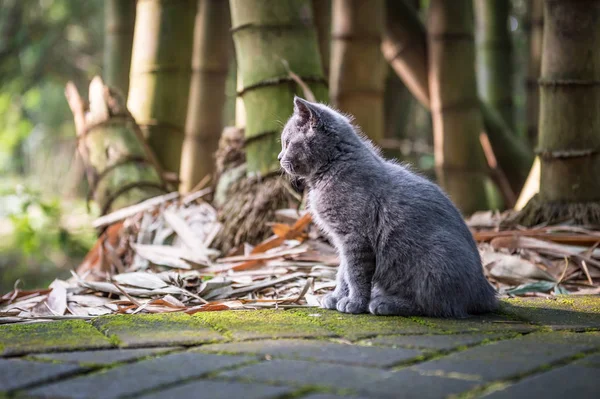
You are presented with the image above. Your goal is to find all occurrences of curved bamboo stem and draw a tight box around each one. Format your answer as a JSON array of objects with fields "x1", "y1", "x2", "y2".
[{"x1": 382, "y1": 0, "x2": 533, "y2": 196}]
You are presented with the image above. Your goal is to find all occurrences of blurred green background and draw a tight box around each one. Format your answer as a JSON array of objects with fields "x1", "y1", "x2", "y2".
[{"x1": 0, "y1": 0, "x2": 103, "y2": 292}]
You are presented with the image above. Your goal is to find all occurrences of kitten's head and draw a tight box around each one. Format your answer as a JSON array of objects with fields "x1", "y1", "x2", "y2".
[{"x1": 278, "y1": 96, "x2": 353, "y2": 178}]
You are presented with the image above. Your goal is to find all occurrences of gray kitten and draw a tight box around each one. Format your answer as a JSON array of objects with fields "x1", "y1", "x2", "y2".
[{"x1": 278, "y1": 97, "x2": 498, "y2": 317}]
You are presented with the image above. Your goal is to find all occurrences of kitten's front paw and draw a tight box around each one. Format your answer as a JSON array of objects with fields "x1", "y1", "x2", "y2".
[
  {"x1": 369, "y1": 297, "x2": 412, "y2": 316},
  {"x1": 320, "y1": 293, "x2": 341, "y2": 310},
  {"x1": 336, "y1": 297, "x2": 368, "y2": 314}
]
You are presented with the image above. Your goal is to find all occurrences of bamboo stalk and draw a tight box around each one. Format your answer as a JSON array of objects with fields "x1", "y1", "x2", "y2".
[
  {"x1": 474, "y1": 0, "x2": 514, "y2": 130},
  {"x1": 427, "y1": 0, "x2": 492, "y2": 213},
  {"x1": 65, "y1": 77, "x2": 168, "y2": 215},
  {"x1": 104, "y1": 0, "x2": 136, "y2": 98},
  {"x1": 525, "y1": 0, "x2": 544, "y2": 147},
  {"x1": 312, "y1": 0, "x2": 332, "y2": 79},
  {"x1": 230, "y1": 0, "x2": 328, "y2": 175},
  {"x1": 538, "y1": 0, "x2": 600, "y2": 204},
  {"x1": 179, "y1": 0, "x2": 231, "y2": 193},
  {"x1": 330, "y1": 0, "x2": 385, "y2": 142},
  {"x1": 382, "y1": 0, "x2": 533, "y2": 195},
  {"x1": 511, "y1": 0, "x2": 600, "y2": 226},
  {"x1": 127, "y1": 0, "x2": 197, "y2": 176}
]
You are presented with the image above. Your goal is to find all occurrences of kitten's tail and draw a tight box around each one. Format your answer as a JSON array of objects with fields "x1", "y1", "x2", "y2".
[{"x1": 468, "y1": 281, "x2": 499, "y2": 315}]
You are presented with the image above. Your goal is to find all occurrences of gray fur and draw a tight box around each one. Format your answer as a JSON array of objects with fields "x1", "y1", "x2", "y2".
[{"x1": 278, "y1": 97, "x2": 498, "y2": 317}]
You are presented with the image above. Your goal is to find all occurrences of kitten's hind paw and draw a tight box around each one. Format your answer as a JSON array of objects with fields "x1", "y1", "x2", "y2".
[
  {"x1": 336, "y1": 297, "x2": 368, "y2": 314},
  {"x1": 320, "y1": 293, "x2": 341, "y2": 310},
  {"x1": 369, "y1": 297, "x2": 414, "y2": 316}
]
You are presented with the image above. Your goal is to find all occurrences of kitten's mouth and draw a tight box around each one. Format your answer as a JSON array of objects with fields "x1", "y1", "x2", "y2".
[{"x1": 280, "y1": 160, "x2": 295, "y2": 175}]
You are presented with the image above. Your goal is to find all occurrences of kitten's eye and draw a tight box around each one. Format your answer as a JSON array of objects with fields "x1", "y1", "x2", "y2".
[{"x1": 285, "y1": 138, "x2": 290, "y2": 148}]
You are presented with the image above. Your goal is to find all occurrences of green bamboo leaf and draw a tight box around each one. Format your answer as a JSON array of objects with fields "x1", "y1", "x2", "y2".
[{"x1": 506, "y1": 281, "x2": 556, "y2": 295}]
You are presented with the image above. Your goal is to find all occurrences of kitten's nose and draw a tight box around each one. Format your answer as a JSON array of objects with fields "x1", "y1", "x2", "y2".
[{"x1": 277, "y1": 151, "x2": 283, "y2": 161}]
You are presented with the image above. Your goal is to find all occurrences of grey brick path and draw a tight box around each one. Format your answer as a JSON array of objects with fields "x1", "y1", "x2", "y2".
[
  {"x1": 220, "y1": 358, "x2": 389, "y2": 390},
  {"x1": 25, "y1": 352, "x2": 253, "y2": 399},
  {"x1": 0, "y1": 296, "x2": 599, "y2": 399},
  {"x1": 137, "y1": 379, "x2": 293, "y2": 399},
  {"x1": 0, "y1": 358, "x2": 84, "y2": 391},
  {"x1": 30, "y1": 347, "x2": 177, "y2": 366},
  {"x1": 366, "y1": 333, "x2": 509, "y2": 351},
  {"x1": 482, "y1": 353, "x2": 600, "y2": 398},
  {"x1": 199, "y1": 339, "x2": 424, "y2": 367}
]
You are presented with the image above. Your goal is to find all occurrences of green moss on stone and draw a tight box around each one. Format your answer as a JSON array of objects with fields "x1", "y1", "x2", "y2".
[
  {"x1": 92, "y1": 313, "x2": 223, "y2": 347},
  {"x1": 291, "y1": 309, "x2": 433, "y2": 340},
  {"x1": 194, "y1": 309, "x2": 334, "y2": 340},
  {"x1": 500, "y1": 296, "x2": 600, "y2": 329},
  {"x1": 407, "y1": 312, "x2": 536, "y2": 335},
  {"x1": 0, "y1": 320, "x2": 113, "y2": 356}
]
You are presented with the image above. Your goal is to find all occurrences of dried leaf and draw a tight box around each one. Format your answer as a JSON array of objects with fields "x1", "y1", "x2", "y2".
[
  {"x1": 131, "y1": 244, "x2": 209, "y2": 268},
  {"x1": 46, "y1": 280, "x2": 68, "y2": 316},
  {"x1": 113, "y1": 272, "x2": 169, "y2": 289},
  {"x1": 163, "y1": 209, "x2": 205, "y2": 249},
  {"x1": 482, "y1": 252, "x2": 556, "y2": 285},
  {"x1": 185, "y1": 300, "x2": 245, "y2": 314},
  {"x1": 93, "y1": 192, "x2": 179, "y2": 228}
]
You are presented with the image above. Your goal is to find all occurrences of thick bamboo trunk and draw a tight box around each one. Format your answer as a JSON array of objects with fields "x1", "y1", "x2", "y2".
[
  {"x1": 382, "y1": 0, "x2": 533, "y2": 196},
  {"x1": 214, "y1": 0, "x2": 327, "y2": 252},
  {"x1": 525, "y1": 0, "x2": 543, "y2": 147},
  {"x1": 127, "y1": 0, "x2": 196, "y2": 176},
  {"x1": 312, "y1": 0, "x2": 332, "y2": 79},
  {"x1": 330, "y1": 0, "x2": 385, "y2": 142},
  {"x1": 104, "y1": 0, "x2": 136, "y2": 98},
  {"x1": 65, "y1": 77, "x2": 168, "y2": 215},
  {"x1": 230, "y1": 0, "x2": 328, "y2": 175},
  {"x1": 514, "y1": 0, "x2": 600, "y2": 226},
  {"x1": 474, "y1": 0, "x2": 514, "y2": 129},
  {"x1": 427, "y1": 0, "x2": 491, "y2": 213},
  {"x1": 179, "y1": 0, "x2": 231, "y2": 193}
]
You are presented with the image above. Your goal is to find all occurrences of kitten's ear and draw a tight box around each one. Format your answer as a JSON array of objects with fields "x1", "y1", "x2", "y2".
[{"x1": 293, "y1": 96, "x2": 320, "y2": 125}]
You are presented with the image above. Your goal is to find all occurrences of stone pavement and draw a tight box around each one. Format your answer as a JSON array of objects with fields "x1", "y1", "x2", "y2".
[{"x1": 1, "y1": 297, "x2": 599, "y2": 399}]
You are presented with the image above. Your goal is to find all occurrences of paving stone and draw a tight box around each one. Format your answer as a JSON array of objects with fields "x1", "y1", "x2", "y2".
[
  {"x1": 417, "y1": 312, "x2": 537, "y2": 334},
  {"x1": 360, "y1": 369, "x2": 479, "y2": 399},
  {"x1": 301, "y1": 394, "x2": 372, "y2": 399},
  {"x1": 25, "y1": 352, "x2": 254, "y2": 399},
  {"x1": 0, "y1": 358, "x2": 84, "y2": 392},
  {"x1": 292, "y1": 309, "x2": 433, "y2": 340},
  {"x1": 413, "y1": 332, "x2": 600, "y2": 382},
  {"x1": 138, "y1": 379, "x2": 292, "y2": 399},
  {"x1": 0, "y1": 320, "x2": 113, "y2": 357},
  {"x1": 198, "y1": 339, "x2": 423, "y2": 367},
  {"x1": 194, "y1": 310, "x2": 335, "y2": 340},
  {"x1": 220, "y1": 359, "x2": 390, "y2": 391},
  {"x1": 501, "y1": 296, "x2": 600, "y2": 330},
  {"x1": 366, "y1": 333, "x2": 510, "y2": 352},
  {"x1": 92, "y1": 313, "x2": 223, "y2": 347},
  {"x1": 30, "y1": 347, "x2": 177, "y2": 366},
  {"x1": 483, "y1": 353, "x2": 600, "y2": 398},
  {"x1": 577, "y1": 353, "x2": 600, "y2": 367}
]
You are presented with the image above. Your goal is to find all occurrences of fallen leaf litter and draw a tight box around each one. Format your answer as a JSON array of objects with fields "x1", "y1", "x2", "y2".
[{"x1": 1, "y1": 193, "x2": 599, "y2": 324}]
